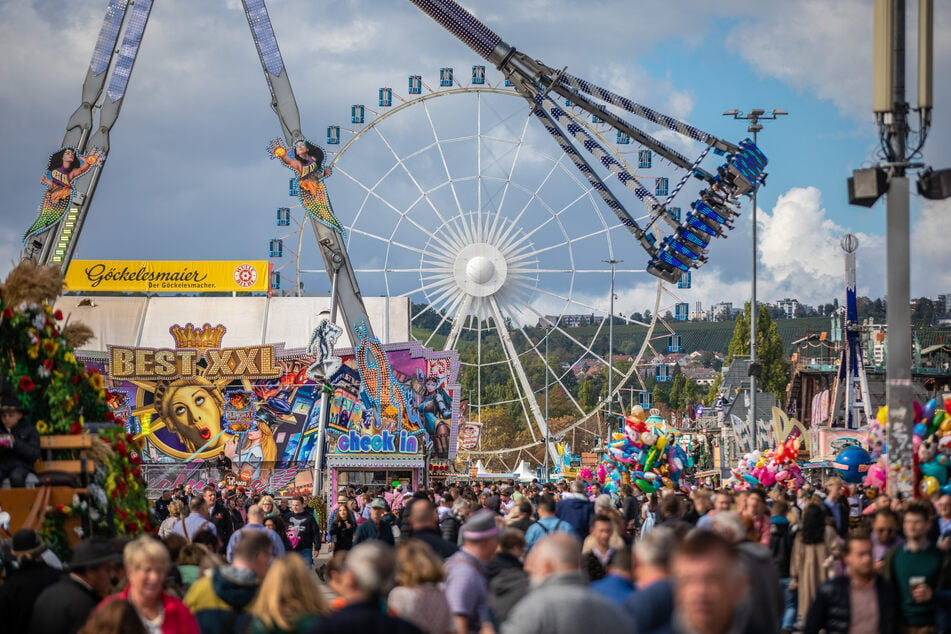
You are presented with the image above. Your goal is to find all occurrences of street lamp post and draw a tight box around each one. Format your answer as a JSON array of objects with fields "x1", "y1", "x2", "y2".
[
  {"x1": 544, "y1": 326, "x2": 550, "y2": 482},
  {"x1": 722, "y1": 109, "x2": 787, "y2": 450},
  {"x1": 604, "y1": 259, "x2": 621, "y2": 433}
]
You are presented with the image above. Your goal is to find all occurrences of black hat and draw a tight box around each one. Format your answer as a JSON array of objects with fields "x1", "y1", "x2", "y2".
[
  {"x1": 70, "y1": 537, "x2": 122, "y2": 569},
  {"x1": 12, "y1": 528, "x2": 42, "y2": 553},
  {"x1": 0, "y1": 397, "x2": 22, "y2": 412}
]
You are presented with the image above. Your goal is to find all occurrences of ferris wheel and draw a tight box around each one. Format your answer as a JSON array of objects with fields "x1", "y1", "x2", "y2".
[{"x1": 269, "y1": 65, "x2": 695, "y2": 467}]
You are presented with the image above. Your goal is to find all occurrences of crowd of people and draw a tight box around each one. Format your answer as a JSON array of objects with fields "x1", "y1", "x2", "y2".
[{"x1": 1, "y1": 475, "x2": 950, "y2": 634}]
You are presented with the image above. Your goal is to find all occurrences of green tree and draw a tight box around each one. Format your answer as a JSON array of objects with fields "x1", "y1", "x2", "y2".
[
  {"x1": 726, "y1": 302, "x2": 789, "y2": 400},
  {"x1": 705, "y1": 373, "x2": 723, "y2": 405}
]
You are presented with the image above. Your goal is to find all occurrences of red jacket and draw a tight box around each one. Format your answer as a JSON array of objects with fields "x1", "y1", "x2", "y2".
[{"x1": 100, "y1": 585, "x2": 199, "y2": 634}]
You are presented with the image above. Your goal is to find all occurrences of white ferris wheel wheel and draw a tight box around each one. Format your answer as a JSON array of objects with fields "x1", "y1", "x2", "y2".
[{"x1": 271, "y1": 65, "x2": 692, "y2": 466}]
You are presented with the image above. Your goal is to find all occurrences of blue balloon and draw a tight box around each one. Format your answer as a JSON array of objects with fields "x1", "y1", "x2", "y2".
[
  {"x1": 913, "y1": 423, "x2": 928, "y2": 439},
  {"x1": 942, "y1": 482, "x2": 951, "y2": 496},
  {"x1": 922, "y1": 398, "x2": 938, "y2": 424},
  {"x1": 833, "y1": 446, "x2": 872, "y2": 484}
]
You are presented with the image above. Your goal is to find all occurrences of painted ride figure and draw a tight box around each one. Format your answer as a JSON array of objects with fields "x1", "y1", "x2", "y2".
[
  {"x1": 24, "y1": 146, "x2": 103, "y2": 243},
  {"x1": 268, "y1": 138, "x2": 345, "y2": 234},
  {"x1": 418, "y1": 377, "x2": 452, "y2": 458}
]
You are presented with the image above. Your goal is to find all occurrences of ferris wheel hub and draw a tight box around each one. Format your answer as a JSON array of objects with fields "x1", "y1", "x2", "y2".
[{"x1": 454, "y1": 243, "x2": 508, "y2": 298}]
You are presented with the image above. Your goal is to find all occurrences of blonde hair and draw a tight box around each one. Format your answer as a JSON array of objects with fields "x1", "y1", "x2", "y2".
[
  {"x1": 259, "y1": 495, "x2": 276, "y2": 512},
  {"x1": 394, "y1": 539, "x2": 445, "y2": 587},
  {"x1": 124, "y1": 536, "x2": 170, "y2": 574},
  {"x1": 250, "y1": 554, "x2": 328, "y2": 630},
  {"x1": 167, "y1": 500, "x2": 184, "y2": 518}
]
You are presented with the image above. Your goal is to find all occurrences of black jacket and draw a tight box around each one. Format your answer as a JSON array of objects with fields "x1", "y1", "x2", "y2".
[
  {"x1": 439, "y1": 512, "x2": 463, "y2": 543},
  {"x1": 804, "y1": 575, "x2": 898, "y2": 634},
  {"x1": 330, "y1": 515, "x2": 356, "y2": 551},
  {"x1": 408, "y1": 528, "x2": 458, "y2": 560},
  {"x1": 0, "y1": 559, "x2": 62, "y2": 632},
  {"x1": 29, "y1": 574, "x2": 102, "y2": 634},
  {"x1": 209, "y1": 500, "x2": 236, "y2": 548},
  {"x1": 0, "y1": 418, "x2": 41, "y2": 474}
]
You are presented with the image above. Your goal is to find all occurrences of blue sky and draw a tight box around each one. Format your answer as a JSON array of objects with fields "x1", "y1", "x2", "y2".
[{"x1": 0, "y1": 0, "x2": 949, "y2": 323}]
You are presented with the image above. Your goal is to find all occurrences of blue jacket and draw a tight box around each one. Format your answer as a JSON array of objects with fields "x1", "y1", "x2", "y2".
[{"x1": 555, "y1": 495, "x2": 594, "y2": 538}]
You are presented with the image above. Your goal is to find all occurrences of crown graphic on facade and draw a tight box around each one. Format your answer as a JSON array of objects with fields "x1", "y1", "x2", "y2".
[{"x1": 169, "y1": 323, "x2": 227, "y2": 352}]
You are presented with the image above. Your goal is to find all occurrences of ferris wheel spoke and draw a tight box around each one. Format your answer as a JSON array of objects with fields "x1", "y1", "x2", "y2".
[
  {"x1": 348, "y1": 227, "x2": 430, "y2": 257},
  {"x1": 422, "y1": 100, "x2": 465, "y2": 220},
  {"x1": 485, "y1": 111, "x2": 534, "y2": 247},
  {"x1": 443, "y1": 295, "x2": 473, "y2": 352},
  {"x1": 423, "y1": 292, "x2": 465, "y2": 349},
  {"x1": 492, "y1": 152, "x2": 567, "y2": 247},
  {"x1": 517, "y1": 325, "x2": 586, "y2": 416}
]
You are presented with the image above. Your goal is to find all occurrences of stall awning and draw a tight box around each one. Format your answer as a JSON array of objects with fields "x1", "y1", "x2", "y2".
[{"x1": 327, "y1": 455, "x2": 425, "y2": 469}]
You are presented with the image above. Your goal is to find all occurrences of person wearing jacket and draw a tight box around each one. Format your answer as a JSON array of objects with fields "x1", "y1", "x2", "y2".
[
  {"x1": 770, "y1": 498, "x2": 797, "y2": 633},
  {"x1": 440, "y1": 497, "x2": 469, "y2": 544},
  {"x1": 185, "y1": 530, "x2": 273, "y2": 633},
  {"x1": 804, "y1": 533, "x2": 898, "y2": 634},
  {"x1": 0, "y1": 397, "x2": 40, "y2": 487},
  {"x1": 555, "y1": 480, "x2": 594, "y2": 538}
]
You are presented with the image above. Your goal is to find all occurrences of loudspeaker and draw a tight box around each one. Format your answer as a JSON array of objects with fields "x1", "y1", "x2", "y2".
[
  {"x1": 848, "y1": 168, "x2": 888, "y2": 207},
  {"x1": 918, "y1": 168, "x2": 951, "y2": 200}
]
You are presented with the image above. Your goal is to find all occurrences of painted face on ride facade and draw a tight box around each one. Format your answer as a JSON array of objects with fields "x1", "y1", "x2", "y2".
[
  {"x1": 167, "y1": 386, "x2": 223, "y2": 451},
  {"x1": 295, "y1": 141, "x2": 308, "y2": 158},
  {"x1": 62, "y1": 149, "x2": 75, "y2": 168}
]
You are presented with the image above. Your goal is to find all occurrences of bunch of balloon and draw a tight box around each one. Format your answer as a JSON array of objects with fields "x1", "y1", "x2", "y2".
[
  {"x1": 602, "y1": 405, "x2": 690, "y2": 494},
  {"x1": 911, "y1": 397, "x2": 951, "y2": 498},
  {"x1": 731, "y1": 436, "x2": 806, "y2": 490}
]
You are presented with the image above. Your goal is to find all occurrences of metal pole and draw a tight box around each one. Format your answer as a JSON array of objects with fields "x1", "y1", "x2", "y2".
[
  {"x1": 885, "y1": 0, "x2": 914, "y2": 497},
  {"x1": 723, "y1": 108, "x2": 787, "y2": 450},
  {"x1": 604, "y1": 259, "x2": 621, "y2": 432},
  {"x1": 313, "y1": 268, "x2": 340, "y2": 502},
  {"x1": 544, "y1": 330, "x2": 550, "y2": 482}
]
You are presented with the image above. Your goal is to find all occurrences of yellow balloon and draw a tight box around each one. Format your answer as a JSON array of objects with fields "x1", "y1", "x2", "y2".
[
  {"x1": 920, "y1": 475, "x2": 940, "y2": 497},
  {"x1": 941, "y1": 420, "x2": 951, "y2": 434},
  {"x1": 656, "y1": 435, "x2": 668, "y2": 451},
  {"x1": 613, "y1": 432, "x2": 626, "y2": 441},
  {"x1": 877, "y1": 406, "x2": 888, "y2": 425}
]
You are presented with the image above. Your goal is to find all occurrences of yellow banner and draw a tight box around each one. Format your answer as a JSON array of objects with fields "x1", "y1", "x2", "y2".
[{"x1": 64, "y1": 260, "x2": 270, "y2": 293}]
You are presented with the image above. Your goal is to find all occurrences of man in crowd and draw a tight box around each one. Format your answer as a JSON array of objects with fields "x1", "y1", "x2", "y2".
[
  {"x1": 287, "y1": 495, "x2": 321, "y2": 566},
  {"x1": 185, "y1": 530, "x2": 273, "y2": 632},
  {"x1": 556, "y1": 480, "x2": 594, "y2": 538},
  {"x1": 697, "y1": 490, "x2": 734, "y2": 530},
  {"x1": 0, "y1": 529, "x2": 62, "y2": 632},
  {"x1": 313, "y1": 541, "x2": 423, "y2": 634},
  {"x1": 226, "y1": 504, "x2": 285, "y2": 562},
  {"x1": 590, "y1": 546, "x2": 635, "y2": 605},
  {"x1": 882, "y1": 500, "x2": 951, "y2": 631},
  {"x1": 525, "y1": 494, "x2": 575, "y2": 551},
  {"x1": 581, "y1": 514, "x2": 616, "y2": 582},
  {"x1": 670, "y1": 530, "x2": 751, "y2": 634},
  {"x1": 172, "y1": 495, "x2": 218, "y2": 543},
  {"x1": 153, "y1": 490, "x2": 173, "y2": 522},
  {"x1": 804, "y1": 532, "x2": 898, "y2": 634},
  {"x1": 445, "y1": 510, "x2": 500, "y2": 634},
  {"x1": 824, "y1": 477, "x2": 852, "y2": 538},
  {"x1": 0, "y1": 396, "x2": 40, "y2": 487},
  {"x1": 625, "y1": 526, "x2": 676, "y2": 634},
  {"x1": 871, "y1": 507, "x2": 904, "y2": 570},
  {"x1": 501, "y1": 532, "x2": 633, "y2": 634},
  {"x1": 30, "y1": 537, "x2": 124, "y2": 634},
  {"x1": 487, "y1": 528, "x2": 530, "y2": 625},
  {"x1": 354, "y1": 497, "x2": 395, "y2": 546},
  {"x1": 499, "y1": 487, "x2": 515, "y2": 515},
  {"x1": 202, "y1": 485, "x2": 234, "y2": 550},
  {"x1": 441, "y1": 497, "x2": 470, "y2": 544},
  {"x1": 407, "y1": 499, "x2": 458, "y2": 559},
  {"x1": 929, "y1": 493, "x2": 951, "y2": 547}
]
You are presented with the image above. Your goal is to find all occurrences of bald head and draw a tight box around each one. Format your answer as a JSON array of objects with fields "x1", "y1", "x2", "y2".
[
  {"x1": 527, "y1": 532, "x2": 581, "y2": 584},
  {"x1": 247, "y1": 504, "x2": 264, "y2": 523},
  {"x1": 409, "y1": 499, "x2": 437, "y2": 531}
]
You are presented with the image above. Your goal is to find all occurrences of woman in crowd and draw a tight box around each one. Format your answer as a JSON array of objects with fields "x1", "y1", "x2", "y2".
[
  {"x1": 329, "y1": 503, "x2": 357, "y2": 553},
  {"x1": 158, "y1": 501, "x2": 184, "y2": 540},
  {"x1": 388, "y1": 539, "x2": 452, "y2": 634},
  {"x1": 100, "y1": 536, "x2": 199, "y2": 633},
  {"x1": 790, "y1": 502, "x2": 840, "y2": 629},
  {"x1": 264, "y1": 515, "x2": 293, "y2": 553},
  {"x1": 79, "y1": 599, "x2": 147, "y2": 634},
  {"x1": 176, "y1": 543, "x2": 210, "y2": 591},
  {"x1": 246, "y1": 554, "x2": 329, "y2": 633},
  {"x1": 259, "y1": 495, "x2": 280, "y2": 521}
]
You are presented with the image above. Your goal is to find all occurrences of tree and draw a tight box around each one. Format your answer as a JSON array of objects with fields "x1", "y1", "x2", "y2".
[
  {"x1": 705, "y1": 372, "x2": 723, "y2": 405},
  {"x1": 726, "y1": 302, "x2": 789, "y2": 401}
]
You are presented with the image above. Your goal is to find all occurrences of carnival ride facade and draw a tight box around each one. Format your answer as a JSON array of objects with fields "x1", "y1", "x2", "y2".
[{"x1": 21, "y1": 0, "x2": 768, "y2": 471}]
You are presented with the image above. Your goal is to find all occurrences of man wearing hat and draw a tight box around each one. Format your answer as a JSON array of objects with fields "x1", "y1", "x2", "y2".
[
  {"x1": 445, "y1": 509, "x2": 502, "y2": 634},
  {"x1": 29, "y1": 537, "x2": 123, "y2": 634},
  {"x1": 0, "y1": 396, "x2": 41, "y2": 487},
  {"x1": 0, "y1": 529, "x2": 62, "y2": 632},
  {"x1": 353, "y1": 497, "x2": 395, "y2": 546}
]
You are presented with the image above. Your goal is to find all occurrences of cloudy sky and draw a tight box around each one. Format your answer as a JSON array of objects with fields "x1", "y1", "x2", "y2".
[{"x1": 1, "y1": 0, "x2": 949, "y2": 323}]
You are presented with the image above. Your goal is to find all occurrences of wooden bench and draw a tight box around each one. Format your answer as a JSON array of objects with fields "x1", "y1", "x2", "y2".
[{"x1": 0, "y1": 433, "x2": 99, "y2": 543}]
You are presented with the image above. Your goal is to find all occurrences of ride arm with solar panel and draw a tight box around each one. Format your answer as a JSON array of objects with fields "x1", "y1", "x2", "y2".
[{"x1": 405, "y1": 0, "x2": 769, "y2": 284}]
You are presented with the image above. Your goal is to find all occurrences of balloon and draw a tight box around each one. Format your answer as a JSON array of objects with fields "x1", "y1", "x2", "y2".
[
  {"x1": 941, "y1": 419, "x2": 951, "y2": 434},
  {"x1": 920, "y1": 459, "x2": 948, "y2": 485},
  {"x1": 922, "y1": 398, "x2": 938, "y2": 424},
  {"x1": 914, "y1": 400, "x2": 924, "y2": 423},
  {"x1": 920, "y1": 475, "x2": 940, "y2": 497},
  {"x1": 913, "y1": 423, "x2": 928, "y2": 439},
  {"x1": 742, "y1": 474, "x2": 761, "y2": 486},
  {"x1": 629, "y1": 405, "x2": 646, "y2": 421},
  {"x1": 877, "y1": 406, "x2": 888, "y2": 425},
  {"x1": 942, "y1": 482, "x2": 951, "y2": 496},
  {"x1": 833, "y1": 447, "x2": 872, "y2": 484},
  {"x1": 635, "y1": 478, "x2": 653, "y2": 494}
]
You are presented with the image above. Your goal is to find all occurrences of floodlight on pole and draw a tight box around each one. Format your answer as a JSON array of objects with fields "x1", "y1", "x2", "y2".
[{"x1": 723, "y1": 108, "x2": 787, "y2": 451}]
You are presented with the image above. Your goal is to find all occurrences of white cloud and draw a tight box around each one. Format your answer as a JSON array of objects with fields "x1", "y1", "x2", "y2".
[{"x1": 910, "y1": 197, "x2": 951, "y2": 295}]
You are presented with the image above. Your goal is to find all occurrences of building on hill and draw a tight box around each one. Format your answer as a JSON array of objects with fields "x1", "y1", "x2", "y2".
[{"x1": 536, "y1": 314, "x2": 603, "y2": 328}]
